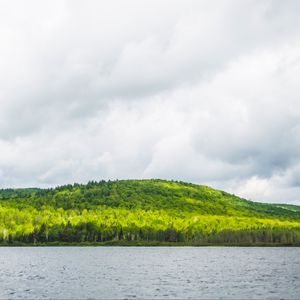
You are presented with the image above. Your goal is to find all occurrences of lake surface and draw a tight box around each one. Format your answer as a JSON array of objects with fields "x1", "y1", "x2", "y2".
[{"x1": 0, "y1": 247, "x2": 299, "y2": 299}]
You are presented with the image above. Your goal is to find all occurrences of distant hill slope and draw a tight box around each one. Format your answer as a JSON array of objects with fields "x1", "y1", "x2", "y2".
[{"x1": 0, "y1": 179, "x2": 300, "y2": 245}]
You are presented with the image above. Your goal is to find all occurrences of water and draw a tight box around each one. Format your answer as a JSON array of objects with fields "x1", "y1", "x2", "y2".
[{"x1": 0, "y1": 247, "x2": 299, "y2": 299}]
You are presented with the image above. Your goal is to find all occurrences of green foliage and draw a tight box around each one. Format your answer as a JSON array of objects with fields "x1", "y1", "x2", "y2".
[{"x1": 0, "y1": 179, "x2": 299, "y2": 245}]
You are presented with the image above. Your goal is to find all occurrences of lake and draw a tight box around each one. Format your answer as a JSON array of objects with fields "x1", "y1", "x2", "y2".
[{"x1": 0, "y1": 247, "x2": 299, "y2": 299}]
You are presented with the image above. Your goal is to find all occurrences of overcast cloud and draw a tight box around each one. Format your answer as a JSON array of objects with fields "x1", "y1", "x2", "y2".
[{"x1": 0, "y1": 0, "x2": 300, "y2": 204}]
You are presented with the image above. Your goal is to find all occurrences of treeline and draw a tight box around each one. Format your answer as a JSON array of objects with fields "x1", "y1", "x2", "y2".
[
  {"x1": 7, "y1": 224, "x2": 300, "y2": 245},
  {"x1": 1, "y1": 206, "x2": 300, "y2": 245}
]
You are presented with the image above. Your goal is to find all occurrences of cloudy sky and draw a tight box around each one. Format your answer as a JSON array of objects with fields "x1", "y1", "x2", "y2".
[{"x1": 0, "y1": 0, "x2": 300, "y2": 204}]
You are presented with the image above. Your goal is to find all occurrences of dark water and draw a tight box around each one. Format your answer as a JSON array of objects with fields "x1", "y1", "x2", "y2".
[{"x1": 0, "y1": 247, "x2": 299, "y2": 299}]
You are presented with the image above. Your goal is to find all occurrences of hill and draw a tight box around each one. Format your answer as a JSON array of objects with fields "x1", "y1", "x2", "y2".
[{"x1": 0, "y1": 179, "x2": 300, "y2": 245}]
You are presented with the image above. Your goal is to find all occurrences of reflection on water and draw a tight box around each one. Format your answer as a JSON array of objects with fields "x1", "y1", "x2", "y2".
[{"x1": 0, "y1": 247, "x2": 299, "y2": 299}]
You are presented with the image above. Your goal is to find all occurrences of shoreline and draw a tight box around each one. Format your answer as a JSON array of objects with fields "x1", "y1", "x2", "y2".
[{"x1": 1, "y1": 241, "x2": 300, "y2": 247}]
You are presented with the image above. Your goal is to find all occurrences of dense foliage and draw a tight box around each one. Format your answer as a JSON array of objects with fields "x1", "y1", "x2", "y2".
[{"x1": 1, "y1": 179, "x2": 300, "y2": 245}]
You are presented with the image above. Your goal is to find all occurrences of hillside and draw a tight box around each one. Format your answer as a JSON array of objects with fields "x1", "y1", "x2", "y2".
[{"x1": 0, "y1": 179, "x2": 300, "y2": 245}]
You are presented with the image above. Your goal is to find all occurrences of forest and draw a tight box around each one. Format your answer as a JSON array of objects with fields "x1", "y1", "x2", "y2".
[{"x1": 0, "y1": 179, "x2": 300, "y2": 245}]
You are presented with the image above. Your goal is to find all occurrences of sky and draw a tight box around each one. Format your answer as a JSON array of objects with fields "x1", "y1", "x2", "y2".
[{"x1": 0, "y1": 0, "x2": 300, "y2": 204}]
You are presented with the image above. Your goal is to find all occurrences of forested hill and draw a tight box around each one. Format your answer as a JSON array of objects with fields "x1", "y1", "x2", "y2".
[{"x1": 0, "y1": 179, "x2": 300, "y2": 245}]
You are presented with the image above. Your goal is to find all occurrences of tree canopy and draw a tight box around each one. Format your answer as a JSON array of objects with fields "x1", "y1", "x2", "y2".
[{"x1": 1, "y1": 179, "x2": 299, "y2": 245}]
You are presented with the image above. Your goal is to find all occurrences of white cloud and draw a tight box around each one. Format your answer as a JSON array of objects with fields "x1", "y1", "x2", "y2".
[{"x1": 0, "y1": 0, "x2": 300, "y2": 204}]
